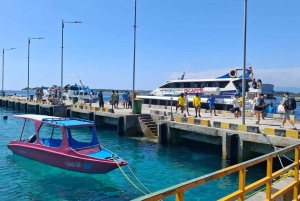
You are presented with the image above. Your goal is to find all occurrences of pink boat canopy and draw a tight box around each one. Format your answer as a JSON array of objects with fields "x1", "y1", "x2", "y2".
[{"x1": 7, "y1": 114, "x2": 127, "y2": 174}]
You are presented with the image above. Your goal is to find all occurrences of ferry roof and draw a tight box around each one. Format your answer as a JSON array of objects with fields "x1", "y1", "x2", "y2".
[{"x1": 13, "y1": 115, "x2": 94, "y2": 127}]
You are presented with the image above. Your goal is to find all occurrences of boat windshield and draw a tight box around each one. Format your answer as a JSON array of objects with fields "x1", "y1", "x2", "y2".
[{"x1": 65, "y1": 126, "x2": 99, "y2": 150}]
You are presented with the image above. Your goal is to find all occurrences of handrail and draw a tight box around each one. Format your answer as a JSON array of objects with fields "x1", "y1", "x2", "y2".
[{"x1": 132, "y1": 143, "x2": 300, "y2": 201}]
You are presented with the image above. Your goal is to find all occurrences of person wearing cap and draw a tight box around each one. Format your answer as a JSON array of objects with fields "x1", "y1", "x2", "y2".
[
  {"x1": 98, "y1": 90, "x2": 104, "y2": 108},
  {"x1": 281, "y1": 92, "x2": 297, "y2": 130}
]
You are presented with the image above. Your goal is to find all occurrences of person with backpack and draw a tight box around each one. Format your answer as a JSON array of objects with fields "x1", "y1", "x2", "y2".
[
  {"x1": 253, "y1": 93, "x2": 264, "y2": 124},
  {"x1": 281, "y1": 92, "x2": 297, "y2": 130}
]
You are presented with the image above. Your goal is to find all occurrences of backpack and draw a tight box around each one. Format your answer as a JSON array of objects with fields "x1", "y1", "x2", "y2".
[
  {"x1": 285, "y1": 97, "x2": 296, "y2": 110},
  {"x1": 255, "y1": 97, "x2": 264, "y2": 107}
]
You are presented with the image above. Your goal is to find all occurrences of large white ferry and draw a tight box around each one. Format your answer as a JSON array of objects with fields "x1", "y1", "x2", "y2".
[{"x1": 137, "y1": 67, "x2": 276, "y2": 111}]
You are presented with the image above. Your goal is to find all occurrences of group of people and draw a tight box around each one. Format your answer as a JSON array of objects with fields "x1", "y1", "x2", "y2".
[
  {"x1": 253, "y1": 92, "x2": 297, "y2": 130},
  {"x1": 96, "y1": 90, "x2": 137, "y2": 109},
  {"x1": 250, "y1": 78, "x2": 262, "y2": 89},
  {"x1": 175, "y1": 92, "x2": 218, "y2": 117}
]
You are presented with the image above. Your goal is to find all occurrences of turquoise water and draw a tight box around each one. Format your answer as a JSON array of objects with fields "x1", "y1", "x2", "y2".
[{"x1": 0, "y1": 107, "x2": 291, "y2": 200}]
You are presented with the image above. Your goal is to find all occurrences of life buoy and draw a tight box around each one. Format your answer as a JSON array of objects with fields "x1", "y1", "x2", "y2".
[{"x1": 229, "y1": 69, "x2": 237, "y2": 78}]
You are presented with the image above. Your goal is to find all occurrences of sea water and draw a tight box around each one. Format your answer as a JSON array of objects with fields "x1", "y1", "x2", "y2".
[{"x1": 0, "y1": 108, "x2": 293, "y2": 201}]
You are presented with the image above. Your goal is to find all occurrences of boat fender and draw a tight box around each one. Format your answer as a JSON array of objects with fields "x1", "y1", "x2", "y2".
[
  {"x1": 229, "y1": 69, "x2": 237, "y2": 78},
  {"x1": 27, "y1": 135, "x2": 36, "y2": 143},
  {"x1": 3, "y1": 115, "x2": 8, "y2": 120}
]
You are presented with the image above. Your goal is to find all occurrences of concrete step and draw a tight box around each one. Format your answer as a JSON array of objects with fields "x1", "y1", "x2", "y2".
[
  {"x1": 147, "y1": 124, "x2": 157, "y2": 128},
  {"x1": 141, "y1": 119, "x2": 153, "y2": 122},
  {"x1": 149, "y1": 127, "x2": 157, "y2": 131},
  {"x1": 145, "y1": 122, "x2": 156, "y2": 125}
]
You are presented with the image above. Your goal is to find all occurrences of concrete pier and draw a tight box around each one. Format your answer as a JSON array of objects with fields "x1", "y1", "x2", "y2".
[{"x1": 1, "y1": 96, "x2": 299, "y2": 162}]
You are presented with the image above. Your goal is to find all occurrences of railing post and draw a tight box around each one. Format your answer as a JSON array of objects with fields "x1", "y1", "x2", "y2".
[
  {"x1": 294, "y1": 147, "x2": 299, "y2": 201},
  {"x1": 238, "y1": 168, "x2": 246, "y2": 201},
  {"x1": 266, "y1": 157, "x2": 273, "y2": 200},
  {"x1": 176, "y1": 191, "x2": 184, "y2": 201}
]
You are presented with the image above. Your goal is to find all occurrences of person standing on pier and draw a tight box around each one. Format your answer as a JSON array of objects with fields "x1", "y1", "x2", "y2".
[
  {"x1": 115, "y1": 91, "x2": 119, "y2": 109},
  {"x1": 193, "y1": 93, "x2": 201, "y2": 117},
  {"x1": 281, "y1": 92, "x2": 297, "y2": 130},
  {"x1": 184, "y1": 92, "x2": 191, "y2": 116},
  {"x1": 89, "y1": 90, "x2": 93, "y2": 107},
  {"x1": 232, "y1": 94, "x2": 240, "y2": 118},
  {"x1": 98, "y1": 90, "x2": 104, "y2": 108},
  {"x1": 122, "y1": 90, "x2": 129, "y2": 109},
  {"x1": 207, "y1": 94, "x2": 217, "y2": 116},
  {"x1": 110, "y1": 90, "x2": 117, "y2": 109},
  {"x1": 176, "y1": 93, "x2": 185, "y2": 113},
  {"x1": 253, "y1": 93, "x2": 264, "y2": 124}
]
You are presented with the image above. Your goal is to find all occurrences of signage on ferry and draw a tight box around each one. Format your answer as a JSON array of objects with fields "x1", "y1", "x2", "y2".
[{"x1": 184, "y1": 88, "x2": 203, "y2": 93}]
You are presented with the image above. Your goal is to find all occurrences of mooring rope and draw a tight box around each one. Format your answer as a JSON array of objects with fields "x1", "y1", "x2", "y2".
[{"x1": 111, "y1": 156, "x2": 147, "y2": 195}]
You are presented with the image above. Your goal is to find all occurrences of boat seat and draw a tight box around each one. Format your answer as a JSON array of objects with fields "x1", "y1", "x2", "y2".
[{"x1": 40, "y1": 138, "x2": 62, "y2": 148}]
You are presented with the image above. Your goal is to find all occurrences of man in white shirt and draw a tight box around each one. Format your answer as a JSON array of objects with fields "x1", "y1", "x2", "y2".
[
  {"x1": 232, "y1": 94, "x2": 240, "y2": 118},
  {"x1": 89, "y1": 90, "x2": 93, "y2": 107}
]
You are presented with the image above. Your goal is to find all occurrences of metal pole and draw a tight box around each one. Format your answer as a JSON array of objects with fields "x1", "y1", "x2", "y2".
[
  {"x1": 27, "y1": 38, "x2": 30, "y2": 99},
  {"x1": 61, "y1": 20, "x2": 64, "y2": 99},
  {"x1": 242, "y1": 0, "x2": 248, "y2": 125},
  {"x1": 2, "y1": 49, "x2": 4, "y2": 94},
  {"x1": 132, "y1": 0, "x2": 137, "y2": 114}
]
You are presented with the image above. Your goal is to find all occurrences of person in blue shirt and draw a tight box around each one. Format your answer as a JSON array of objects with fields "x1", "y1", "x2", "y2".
[
  {"x1": 122, "y1": 91, "x2": 129, "y2": 109},
  {"x1": 267, "y1": 102, "x2": 276, "y2": 114},
  {"x1": 235, "y1": 88, "x2": 242, "y2": 98},
  {"x1": 207, "y1": 94, "x2": 217, "y2": 116}
]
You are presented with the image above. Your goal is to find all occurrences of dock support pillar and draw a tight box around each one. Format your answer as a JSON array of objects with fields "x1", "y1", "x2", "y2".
[
  {"x1": 24, "y1": 103, "x2": 28, "y2": 113},
  {"x1": 117, "y1": 116, "x2": 124, "y2": 136},
  {"x1": 238, "y1": 138, "x2": 244, "y2": 163},
  {"x1": 49, "y1": 107, "x2": 54, "y2": 116},
  {"x1": 222, "y1": 133, "x2": 227, "y2": 159},
  {"x1": 0, "y1": 99, "x2": 2, "y2": 107},
  {"x1": 88, "y1": 112, "x2": 94, "y2": 121},
  {"x1": 5, "y1": 100, "x2": 8, "y2": 108},
  {"x1": 225, "y1": 133, "x2": 239, "y2": 164},
  {"x1": 12, "y1": 101, "x2": 15, "y2": 110},
  {"x1": 159, "y1": 123, "x2": 168, "y2": 144},
  {"x1": 66, "y1": 108, "x2": 71, "y2": 117},
  {"x1": 35, "y1": 104, "x2": 40, "y2": 114}
]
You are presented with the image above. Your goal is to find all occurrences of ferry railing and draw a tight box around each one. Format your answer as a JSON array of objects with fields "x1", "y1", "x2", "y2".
[{"x1": 132, "y1": 143, "x2": 300, "y2": 201}]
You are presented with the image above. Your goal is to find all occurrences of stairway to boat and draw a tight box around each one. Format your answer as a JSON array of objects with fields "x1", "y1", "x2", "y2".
[{"x1": 138, "y1": 116, "x2": 158, "y2": 137}]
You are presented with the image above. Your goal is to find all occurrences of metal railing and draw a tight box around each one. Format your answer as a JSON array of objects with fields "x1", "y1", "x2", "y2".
[{"x1": 133, "y1": 143, "x2": 300, "y2": 201}]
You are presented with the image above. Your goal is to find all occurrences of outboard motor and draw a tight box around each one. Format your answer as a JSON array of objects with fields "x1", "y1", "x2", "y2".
[{"x1": 27, "y1": 135, "x2": 36, "y2": 143}]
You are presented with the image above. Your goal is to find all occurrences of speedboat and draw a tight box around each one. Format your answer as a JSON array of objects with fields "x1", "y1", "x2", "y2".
[{"x1": 7, "y1": 115, "x2": 127, "y2": 174}]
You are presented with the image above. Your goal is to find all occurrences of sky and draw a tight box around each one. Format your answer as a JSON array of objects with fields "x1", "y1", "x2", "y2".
[{"x1": 0, "y1": 0, "x2": 299, "y2": 91}]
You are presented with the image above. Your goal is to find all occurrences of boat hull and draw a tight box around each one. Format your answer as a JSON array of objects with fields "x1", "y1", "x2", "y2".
[{"x1": 7, "y1": 143, "x2": 126, "y2": 174}]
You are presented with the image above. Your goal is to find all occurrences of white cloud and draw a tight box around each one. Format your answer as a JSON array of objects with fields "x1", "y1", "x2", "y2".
[{"x1": 164, "y1": 67, "x2": 300, "y2": 87}]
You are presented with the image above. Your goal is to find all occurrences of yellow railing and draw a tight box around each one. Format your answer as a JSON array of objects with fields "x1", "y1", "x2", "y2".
[{"x1": 132, "y1": 143, "x2": 300, "y2": 201}]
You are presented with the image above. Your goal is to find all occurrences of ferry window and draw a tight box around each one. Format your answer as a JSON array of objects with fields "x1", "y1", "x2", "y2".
[
  {"x1": 84, "y1": 92, "x2": 88, "y2": 95},
  {"x1": 218, "y1": 81, "x2": 229, "y2": 88},
  {"x1": 174, "y1": 82, "x2": 181, "y2": 88},
  {"x1": 159, "y1": 83, "x2": 172, "y2": 88},
  {"x1": 67, "y1": 127, "x2": 97, "y2": 149},
  {"x1": 206, "y1": 82, "x2": 215, "y2": 87},
  {"x1": 79, "y1": 92, "x2": 84, "y2": 95},
  {"x1": 183, "y1": 82, "x2": 191, "y2": 88},
  {"x1": 39, "y1": 124, "x2": 62, "y2": 148},
  {"x1": 194, "y1": 82, "x2": 203, "y2": 88}
]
